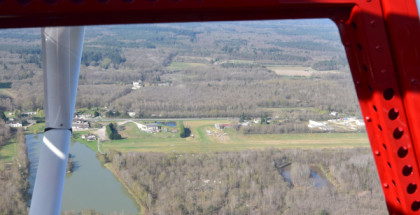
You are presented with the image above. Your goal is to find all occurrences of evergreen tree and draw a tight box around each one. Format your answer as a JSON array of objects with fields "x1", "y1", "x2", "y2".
[
  {"x1": 0, "y1": 111, "x2": 5, "y2": 121},
  {"x1": 240, "y1": 112, "x2": 246, "y2": 122},
  {"x1": 179, "y1": 123, "x2": 186, "y2": 138}
]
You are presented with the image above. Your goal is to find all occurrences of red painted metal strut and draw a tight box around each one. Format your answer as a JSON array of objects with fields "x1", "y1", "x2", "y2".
[{"x1": 1, "y1": 0, "x2": 420, "y2": 214}]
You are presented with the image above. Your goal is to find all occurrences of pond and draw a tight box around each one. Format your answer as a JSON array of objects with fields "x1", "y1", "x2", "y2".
[
  {"x1": 281, "y1": 166, "x2": 328, "y2": 188},
  {"x1": 311, "y1": 168, "x2": 327, "y2": 188},
  {"x1": 26, "y1": 134, "x2": 139, "y2": 215},
  {"x1": 155, "y1": 121, "x2": 177, "y2": 127}
]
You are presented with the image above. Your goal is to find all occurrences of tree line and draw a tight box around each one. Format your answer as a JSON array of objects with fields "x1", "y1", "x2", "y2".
[{"x1": 0, "y1": 126, "x2": 30, "y2": 215}]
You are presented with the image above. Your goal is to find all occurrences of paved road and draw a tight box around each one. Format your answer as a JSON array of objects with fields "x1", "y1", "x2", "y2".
[{"x1": 86, "y1": 117, "x2": 232, "y2": 122}]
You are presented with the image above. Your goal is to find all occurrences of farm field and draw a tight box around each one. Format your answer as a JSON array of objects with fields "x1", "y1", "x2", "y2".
[
  {"x1": 75, "y1": 120, "x2": 370, "y2": 154},
  {"x1": 266, "y1": 65, "x2": 339, "y2": 76},
  {"x1": 167, "y1": 62, "x2": 207, "y2": 70}
]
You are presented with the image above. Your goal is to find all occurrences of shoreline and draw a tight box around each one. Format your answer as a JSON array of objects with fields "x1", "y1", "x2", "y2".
[{"x1": 104, "y1": 163, "x2": 145, "y2": 215}]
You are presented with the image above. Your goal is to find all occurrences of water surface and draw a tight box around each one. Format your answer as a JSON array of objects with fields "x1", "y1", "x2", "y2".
[
  {"x1": 281, "y1": 166, "x2": 328, "y2": 188},
  {"x1": 26, "y1": 134, "x2": 139, "y2": 214}
]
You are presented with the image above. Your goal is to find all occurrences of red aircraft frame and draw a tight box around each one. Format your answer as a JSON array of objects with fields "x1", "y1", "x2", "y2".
[{"x1": 1, "y1": 0, "x2": 419, "y2": 214}]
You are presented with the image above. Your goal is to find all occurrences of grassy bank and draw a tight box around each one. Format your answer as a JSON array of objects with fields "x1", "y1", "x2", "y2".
[
  {"x1": 0, "y1": 138, "x2": 16, "y2": 163},
  {"x1": 25, "y1": 122, "x2": 45, "y2": 134},
  {"x1": 105, "y1": 163, "x2": 145, "y2": 215}
]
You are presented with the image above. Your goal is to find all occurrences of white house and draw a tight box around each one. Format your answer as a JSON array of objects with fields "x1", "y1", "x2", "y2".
[
  {"x1": 132, "y1": 81, "x2": 143, "y2": 90},
  {"x1": 8, "y1": 122, "x2": 22, "y2": 127},
  {"x1": 330, "y1": 111, "x2": 338, "y2": 116},
  {"x1": 86, "y1": 134, "x2": 97, "y2": 141}
]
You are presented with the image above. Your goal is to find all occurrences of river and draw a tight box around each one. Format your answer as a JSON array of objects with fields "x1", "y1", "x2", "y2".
[{"x1": 26, "y1": 134, "x2": 139, "y2": 215}]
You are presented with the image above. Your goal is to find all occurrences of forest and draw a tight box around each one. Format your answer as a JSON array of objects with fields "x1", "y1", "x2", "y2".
[
  {"x1": 103, "y1": 148, "x2": 386, "y2": 215},
  {"x1": 0, "y1": 20, "x2": 359, "y2": 124}
]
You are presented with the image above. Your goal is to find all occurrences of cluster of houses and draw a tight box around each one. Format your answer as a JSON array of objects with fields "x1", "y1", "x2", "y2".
[
  {"x1": 72, "y1": 120, "x2": 90, "y2": 130},
  {"x1": 4, "y1": 111, "x2": 97, "y2": 129},
  {"x1": 5, "y1": 111, "x2": 37, "y2": 128},
  {"x1": 73, "y1": 113, "x2": 96, "y2": 140},
  {"x1": 22, "y1": 111, "x2": 37, "y2": 116},
  {"x1": 74, "y1": 113, "x2": 93, "y2": 120},
  {"x1": 6, "y1": 113, "x2": 21, "y2": 127},
  {"x1": 8, "y1": 122, "x2": 23, "y2": 128},
  {"x1": 132, "y1": 80, "x2": 172, "y2": 90},
  {"x1": 214, "y1": 118, "x2": 271, "y2": 130},
  {"x1": 72, "y1": 114, "x2": 93, "y2": 130}
]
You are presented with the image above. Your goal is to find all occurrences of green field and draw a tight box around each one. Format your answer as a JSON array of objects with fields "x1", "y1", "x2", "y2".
[
  {"x1": 227, "y1": 59, "x2": 256, "y2": 64},
  {"x1": 25, "y1": 122, "x2": 45, "y2": 134},
  {"x1": 167, "y1": 62, "x2": 207, "y2": 70},
  {"x1": 74, "y1": 120, "x2": 370, "y2": 153},
  {"x1": 0, "y1": 138, "x2": 16, "y2": 163},
  {"x1": 266, "y1": 65, "x2": 340, "y2": 77}
]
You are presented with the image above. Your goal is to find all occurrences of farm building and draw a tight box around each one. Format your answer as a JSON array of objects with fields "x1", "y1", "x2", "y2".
[
  {"x1": 146, "y1": 123, "x2": 161, "y2": 133},
  {"x1": 132, "y1": 81, "x2": 143, "y2": 90},
  {"x1": 215, "y1": 123, "x2": 232, "y2": 130},
  {"x1": 72, "y1": 120, "x2": 90, "y2": 130}
]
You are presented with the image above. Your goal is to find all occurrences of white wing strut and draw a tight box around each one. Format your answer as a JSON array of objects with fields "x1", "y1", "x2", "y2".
[{"x1": 29, "y1": 27, "x2": 85, "y2": 215}]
